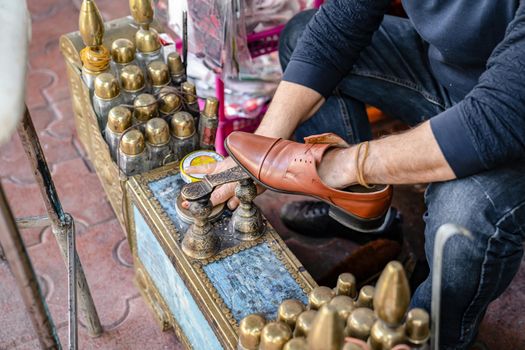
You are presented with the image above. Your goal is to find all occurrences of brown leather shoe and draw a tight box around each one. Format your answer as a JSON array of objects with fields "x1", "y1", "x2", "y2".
[{"x1": 225, "y1": 132, "x2": 393, "y2": 228}]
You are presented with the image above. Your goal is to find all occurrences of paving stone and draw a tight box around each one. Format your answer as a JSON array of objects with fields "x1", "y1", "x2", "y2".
[{"x1": 26, "y1": 70, "x2": 54, "y2": 110}]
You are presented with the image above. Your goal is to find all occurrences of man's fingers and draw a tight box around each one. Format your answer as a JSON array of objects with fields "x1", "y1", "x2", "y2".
[
  {"x1": 185, "y1": 162, "x2": 218, "y2": 175},
  {"x1": 210, "y1": 183, "x2": 236, "y2": 207},
  {"x1": 227, "y1": 197, "x2": 240, "y2": 210}
]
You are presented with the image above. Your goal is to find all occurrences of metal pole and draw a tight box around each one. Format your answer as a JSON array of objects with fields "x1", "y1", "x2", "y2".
[
  {"x1": 66, "y1": 214, "x2": 78, "y2": 350},
  {"x1": 17, "y1": 106, "x2": 102, "y2": 337},
  {"x1": 0, "y1": 183, "x2": 61, "y2": 350},
  {"x1": 431, "y1": 224, "x2": 473, "y2": 350}
]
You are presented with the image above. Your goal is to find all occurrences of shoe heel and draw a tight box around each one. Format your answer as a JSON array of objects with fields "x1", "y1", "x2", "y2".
[{"x1": 328, "y1": 207, "x2": 394, "y2": 234}]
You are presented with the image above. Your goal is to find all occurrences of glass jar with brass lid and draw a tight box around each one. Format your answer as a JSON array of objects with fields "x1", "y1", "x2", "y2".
[
  {"x1": 147, "y1": 61, "x2": 171, "y2": 96},
  {"x1": 93, "y1": 72, "x2": 123, "y2": 131},
  {"x1": 158, "y1": 86, "x2": 182, "y2": 122},
  {"x1": 118, "y1": 128, "x2": 147, "y2": 176},
  {"x1": 145, "y1": 118, "x2": 173, "y2": 169},
  {"x1": 133, "y1": 93, "x2": 158, "y2": 127},
  {"x1": 181, "y1": 81, "x2": 200, "y2": 123},
  {"x1": 110, "y1": 38, "x2": 138, "y2": 80},
  {"x1": 167, "y1": 52, "x2": 186, "y2": 88},
  {"x1": 134, "y1": 27, "x2": 164, "y2": 72},
  {"x1": 198, "y1": 97, "x2": 219, "y2": 150},
  {"x1": 170, "y1": 111, "x2": 198, "y2": 160},
  {"x1": 120, "y1": 64, "x2": 147, "y2": 105},
  {"x1": 105, "y1": 105, "x2": 132, "y2": 161}
]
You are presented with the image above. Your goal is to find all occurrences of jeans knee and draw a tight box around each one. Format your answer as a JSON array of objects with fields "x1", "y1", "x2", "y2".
[{"x1": 278, "y1": 9, "x2": 317, "y2": 70}]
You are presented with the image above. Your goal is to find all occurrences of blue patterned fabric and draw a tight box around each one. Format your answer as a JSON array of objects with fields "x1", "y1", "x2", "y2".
[
  {"x1": 203, "y1": 243, "x2": 308, "y2": 322},
  {"x1": 134, "y1": 205, "x2": 223, "y2": 350},
  {"x1": 148, "y1": 174, "x2": 185, "y2": 229}
]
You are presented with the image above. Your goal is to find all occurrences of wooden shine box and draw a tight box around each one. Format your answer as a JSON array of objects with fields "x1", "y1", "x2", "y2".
[{"x1": 61, "y1": 17, "x2": 317, "y2": 349}]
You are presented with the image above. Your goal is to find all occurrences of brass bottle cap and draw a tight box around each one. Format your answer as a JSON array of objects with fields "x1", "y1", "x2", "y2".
[
  {"x1": 238, "y1": 314, "x2": 266, "y2": 350},
  {"x1": 182, "y1": 81, "x2": 197, "y2": 104},
  {"x1": 405, "y1": 308, "x2": 430, "y2": 345},
  {"x1": 345, "y1": 307, "x2": 376, "y2": 341},
  {"x1": 259, "y1": 322, "x2": 292, "y2": 350},
  {"x1": 369, "y1": 320, "x2": 405, "y2": 350},
  {"x1": 135, "y1": 28, "x2": 161, "y2": 53},
  {"x1": 356, "y1": 285, "x2": 375, "y2": 309},
  {"x1": 94, "y1": 72, "x2": 120, "y2": 100},
  {"x1": 335, "y1": 273, "x2": 357, "y2": 299},
  {"x1": 283, "y1": 337, "x2": 307, "y2": 350},
  {"x1": 159, "y1": 87, "x2": 182, "y2": 115},
  {"x1": 107, "y1": 106, "x2": 132, "y2": 133},
  {"x1": 203, "y1": 97, "x2": 219, "y2": 118},
  {"x1": 79, "y1": 0, "x2": 104, "y2": 48},
  {"x1": 328, "y1": 295, "x2": 356, "y2": 323},
  {"x1": 293, "y1": 310, "x2": 317, "y2": 338},
  {"x1": 277, "y1": 299, "x2": 305, "y2": 330},
  {"x1": 133, "y1": 93, "x2": 158, "y2": 122},
  {"x1": 170, "y1": 112, "x2": 195, "y2": 139},
  {"x1": 120, "y1": 64, "x2": 145, "y2": 92},
  {"x1": 129, "y1": 0, "x2": 154, "y2": 27},
  {"x1": 373, "y1": 261, "x2": 410, "y2": 326},
  {"x1": 307, "y1": 305, "x2": 344, "y2": 350},
  {"x1": 308, "y1": 286, "x2": 335, "y2": 310},
  {"x1": 119, "y1": 129, "x2": 145, "y2": 155},
  {"x1": 147, "y1": 61, "x2": 171, "y2": 87},
  {"x1": 111, "y1": 38, "x2": 136, "y2": 64},
  {"x1": 167, "y1": 52, "x2": 185, "y2": 76},
  {"x1": 145, "y1": 118, "x2": 170, "y2": 146}
]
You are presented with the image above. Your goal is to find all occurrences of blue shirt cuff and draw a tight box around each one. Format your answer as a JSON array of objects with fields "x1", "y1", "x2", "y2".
[
  {"x1": 430, "y1": 104, "x2": 486, "y2": 178},
  {"x1": 282, "y1": 60, "x2": 342, "y2": 99}
]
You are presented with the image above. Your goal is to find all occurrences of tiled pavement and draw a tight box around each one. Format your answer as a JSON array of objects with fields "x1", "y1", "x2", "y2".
[{"x1": 0, "y1": 1, "x2": 524, "y2": 349}]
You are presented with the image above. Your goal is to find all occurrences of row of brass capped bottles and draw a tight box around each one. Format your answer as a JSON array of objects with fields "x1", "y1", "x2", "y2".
[
  {"x1": 106, "y1": 95, "x2": 219, "y2": 176},
  {"x1": 238, "y1": 262, "x2": 430, "y2": 350}
]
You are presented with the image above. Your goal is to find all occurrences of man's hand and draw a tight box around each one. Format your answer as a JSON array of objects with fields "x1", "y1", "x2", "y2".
[{"x1": 183, "y1": 157, "x2": 266, "y2": 209}]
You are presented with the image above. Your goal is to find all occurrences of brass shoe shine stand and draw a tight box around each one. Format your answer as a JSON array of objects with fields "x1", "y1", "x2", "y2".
[{"x1": 58, "y1": 1, "x2": 465, "y2": 349}]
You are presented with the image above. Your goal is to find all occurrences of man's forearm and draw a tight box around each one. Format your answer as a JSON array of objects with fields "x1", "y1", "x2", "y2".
[
  {"x1": 347, "y1": 122, "x2": 456, "y2": 185},
  {"x1": 255, "y1": 81, "x2": 324, "y2": 139}
]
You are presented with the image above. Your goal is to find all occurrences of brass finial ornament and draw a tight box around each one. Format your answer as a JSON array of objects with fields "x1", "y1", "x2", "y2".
[
  {"x1": 259, "y1": 322, "x2": 292, "y2": 350},
  {"x1": 79, "y1": 0, "x2": 111, "y2": 83},
  {"x1": 328, "y1": 295, "x2": 355, "y2": 322},
  {"x1": 373, "y1": 261, "x2": 410, "y2": 326},
  {"x1": 308, "y1": 286, "x2": 335, "y2": 310},
  {"x1": 133, "y1": 93, "x2": 158, "y2": 123},
  {"x1": 145, "y1": 118, "x2": 170, "y2": 146},
  {"x1": 120, "y1": 129, "x2": 145, "y2": 156},
  {"x1": 345, "y1": 307, "x2": 376, "y2": 341},
  {"x1": 135, "y1": 27, "x2": 162, "y2": 53},
  {"x1": 159, "y1": 87, "x2": 182, "y2": 115},
  {"x1": 182, "y1": 197, "x2": 219, "y2": 259},
  {"x1": 405, "y1": 308, "x2": 430, "y2": 345},
  {"x1": 107, "y1": 106, "x2": 132, "y2": 133},
  {"x1": 111, "y1": 38, "x2": 136, "y2": 64},
  {"x1": 335, "y1": 273, "x2": 357, "y2": 298},
  {"x1": 283, "y1": 337, "x2": 307, "y2": 350},
  {"x1": 129, "y1": 0, "x2": 154, "y2": 29},
  {"x1": 79, "y1": 0, "x2": 104, "y2": 48},
  {"x1": 356, "y1": 285, "x2": 375, "y2": 309},
  {"x1": 293, "y1": 310, "x2": 317, "y2": 338},
  {"x1": 171, "y1": 112, "x2": 195, "y2": 139},
  {"x1": 94, "y1": 73, "x2": 120, "y2": 100},
  {"x1": 238, "y1": 314, "x2": 266, "y2": 350},
  {"x1": 306, "y1": 305, "x2": 344, "y2": 350},
  {"x1": 277, "y1": 299, "x2": 305, "y2": 330}
]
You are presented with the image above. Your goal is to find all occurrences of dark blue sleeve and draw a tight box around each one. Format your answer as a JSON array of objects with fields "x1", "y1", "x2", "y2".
[
  {"x1": 430, "y1": 3, "x2": 525, "y2": 177},
  {"x1": 282, "y1": 0, "x2": 391, "y2": 98}
]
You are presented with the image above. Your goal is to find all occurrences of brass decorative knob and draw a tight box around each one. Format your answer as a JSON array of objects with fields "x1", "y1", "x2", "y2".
[
  {"x1": 283, "y1": 337, "x2": 307, "y2": 350},
  {"x1": 167, "y1": 52, "x2": 185, "y2": 76},
  {"x1": 135, "y1": 28, "x2": 161, "y2": 53},
  {"x1": 259, "y1": 322, "x2": 292, "y2": 350},
  {"x1": 328, "y1": 295, "x2": 355, "y2": 322},
  {"x1": 356, "y1": 285, "x2": 375, "y2": 309},
  {"x1": 405, "y1": 308, "x2": 430, "y2": 345},
  {"x1": 335, "y1": 273, "x2": 357, "y2": 299},
  {"x1": 120, "y1": 64, "x2": 145, "y2": 92},
  {"x1": 345, "y1": 307, "x2": 376, "y2": 341},
  {"x1": 203, "y1": 97, "x2": 219, "y2": 118},
  {"x1": 145, "y1": 118, "x2": 170, "y2": 146},
  {"x1": 111, "y1": 38, "x2": 136, "y2": 64},
  {"x1": 369, "y1": 320, "x2": 405, "y2": 350},
  {"x1": 94, "y1": 73, "x2": 120, "y2": 100},
  {"x1": 181, "y1": 81, "x2": 198, "y2": 104},
  {"x1": 308, "y1": 286, "x2": 335, "y2": 310},
  {"x1": 277, "y1": 299, "x2": 305, "y2": 330},
  {"x1": 133, "y1": 93, "x2": 158, "y2": 122},
  {"x1": 293, "y1": 310, "x2": 317, "y2": 338},
  {"x1": 159, "y1": 87, "x2": 182, "y2": 115},
  {"x1": 306, "y1": 305, "x2": 344, "y2": 350},
  {"x1": 147, "y1": 61, "x2": 170, "y2": 87},
  {"x1": 238, "y1": 314, "x2": 266, "y2": 350},
  {"x1": 120, "y1": 129, "x2": 145, "y2": 155},
  {"x1": 171, "y1": 112, "x2": 196, "y2": 139}
]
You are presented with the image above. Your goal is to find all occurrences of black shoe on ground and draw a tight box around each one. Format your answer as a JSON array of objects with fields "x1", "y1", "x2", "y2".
[{"x1": 280, "y1": 200, "x2": 401, "y2": 242}]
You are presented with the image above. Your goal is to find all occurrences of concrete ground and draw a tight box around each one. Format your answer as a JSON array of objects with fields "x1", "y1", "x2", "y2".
[{"x1": 0, "y1": 1, "x2": 523, "y2": 349}]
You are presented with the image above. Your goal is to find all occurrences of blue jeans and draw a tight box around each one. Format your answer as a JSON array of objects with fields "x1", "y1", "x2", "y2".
[{"x1": 280, "y1": 11, "x2": 525, "y2": 349}]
